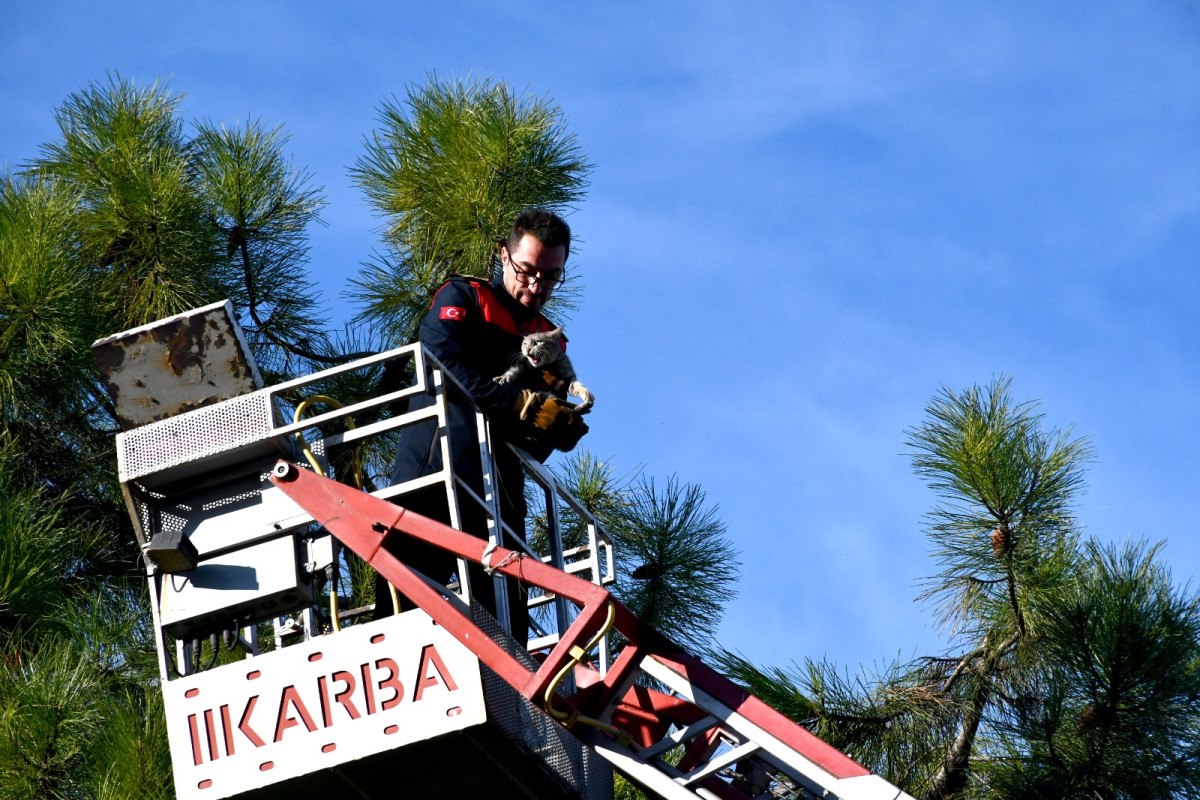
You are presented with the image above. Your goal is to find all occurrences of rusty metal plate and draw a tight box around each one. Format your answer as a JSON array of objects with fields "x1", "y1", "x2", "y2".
[{"x1": 92, "y1": 300, "x2": 263, "y2": 430}]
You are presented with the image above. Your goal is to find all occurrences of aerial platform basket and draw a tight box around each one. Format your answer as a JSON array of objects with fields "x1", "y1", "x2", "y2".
[
  {"x1": 94, "y1": 301, "x2": 617, "y2": 800},
  {"x1": 165, "y1": 606, "x2": 612, "y2": 800}
]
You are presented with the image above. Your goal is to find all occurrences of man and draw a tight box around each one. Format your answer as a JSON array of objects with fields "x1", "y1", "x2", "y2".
[{"x1": 375, "y1": 208, "x2": 587, "y2": 645}]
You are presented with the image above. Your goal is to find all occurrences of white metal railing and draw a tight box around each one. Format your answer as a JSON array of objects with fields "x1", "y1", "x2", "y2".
[{"x1": 122, "y1": 343, "x2": 615, "y2": 680}]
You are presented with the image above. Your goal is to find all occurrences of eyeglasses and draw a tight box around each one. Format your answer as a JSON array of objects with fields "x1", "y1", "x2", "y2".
[{"x1": 505, "y1": 251, "x2": 564, "y2": 289}]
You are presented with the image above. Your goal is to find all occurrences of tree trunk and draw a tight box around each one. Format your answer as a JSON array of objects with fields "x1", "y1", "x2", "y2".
[{"x1": 924, "y1": 684, "x2": 988, "y2": 800}]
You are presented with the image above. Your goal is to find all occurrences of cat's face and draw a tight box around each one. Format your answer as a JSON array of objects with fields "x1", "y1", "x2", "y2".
[{"x1": 522, "y1": 329, "x2": 565, "y2": 368}]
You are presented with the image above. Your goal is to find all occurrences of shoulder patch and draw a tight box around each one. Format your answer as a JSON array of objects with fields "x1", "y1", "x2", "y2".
[{"x1": 439, "y1": 306, "x2": 467, "y2": 321}]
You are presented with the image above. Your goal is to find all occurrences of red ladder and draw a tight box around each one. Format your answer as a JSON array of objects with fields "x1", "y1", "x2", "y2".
[{"x1": 268, "y1": 460, "x2": 912, "y2": 800}]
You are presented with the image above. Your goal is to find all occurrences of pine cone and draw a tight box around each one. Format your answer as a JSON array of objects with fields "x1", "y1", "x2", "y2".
[
  {"x1": 632, "y1": 562, "x2": 668, "y2": 580},
  {"x1": 1077, "y1": 703, "x2": 1114, "y2": 732},
  {"x1": 991, "y1": 525, "x2": 1010, "y2": 559},
  {"x1": 1078, "y1": 704, "x2": 1096, "y2": 730}
]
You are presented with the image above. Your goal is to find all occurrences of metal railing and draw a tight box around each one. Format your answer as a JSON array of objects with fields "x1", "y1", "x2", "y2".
[{"x1": 116, "y1": 342, "x2": 615, "y2": 680}]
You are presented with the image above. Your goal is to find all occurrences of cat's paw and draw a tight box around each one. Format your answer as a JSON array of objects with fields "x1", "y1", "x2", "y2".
[{"x1": 569, "y1": 381, "x2": 594, "y2": 414}]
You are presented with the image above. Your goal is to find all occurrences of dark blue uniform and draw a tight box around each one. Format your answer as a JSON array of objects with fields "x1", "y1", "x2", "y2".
[{"x1": 378, "y1": 275, "x2": 558, "y2": 640}]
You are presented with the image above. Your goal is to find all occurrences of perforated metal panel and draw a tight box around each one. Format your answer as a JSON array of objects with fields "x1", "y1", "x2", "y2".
[{"x1": 117, "y1": 391, "x2": 289, "y2": 485}]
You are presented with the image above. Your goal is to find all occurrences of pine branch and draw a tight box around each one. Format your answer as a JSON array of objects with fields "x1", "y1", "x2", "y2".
[
  {"x1": 234, "y1": 222, "x2": 373, "y2": 364},
  {"x1": 939, "y1": 646, "x2": 985, "y2": 694},
  {"x1": 348, "y1": 76, "x2": 592, "y2": 330}
]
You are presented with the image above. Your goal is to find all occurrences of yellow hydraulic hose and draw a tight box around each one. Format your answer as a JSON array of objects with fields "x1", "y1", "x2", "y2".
[
  {"x1": 542, "y1": 602, "x2": 628, "y2": 742},
  {"x1": 289, "y1": 395, "x2": 400, "y2": 630},
  {"x1": 292, "y1": 395, "x2": 364, "y2": 489}
]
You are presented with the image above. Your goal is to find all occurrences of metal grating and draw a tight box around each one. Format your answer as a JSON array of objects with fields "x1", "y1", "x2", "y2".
[
  {"x1": 473, "y1": 603, "x2": 613, "y2": 800},
  {"x1": 117, "y1": 392, "x2": 283, "y2": 484}
]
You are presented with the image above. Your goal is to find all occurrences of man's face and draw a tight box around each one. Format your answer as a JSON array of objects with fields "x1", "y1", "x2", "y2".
[{"x1": 502, "y1": 233, "x2": 566, "y2": 312}]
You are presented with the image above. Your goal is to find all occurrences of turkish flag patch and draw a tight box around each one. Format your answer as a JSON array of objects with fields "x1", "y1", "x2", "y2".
[{"x1": 439, "y1": 306, "x2": 466, "y2": 321}]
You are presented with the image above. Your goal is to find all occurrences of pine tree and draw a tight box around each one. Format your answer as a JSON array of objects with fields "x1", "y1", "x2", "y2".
[
  {"x1": 718, "y1": 377, "x2": 1200, "y2": 799},
  {"x1": 540, "y1": 452, "x2": 742, "y2": 653},
  {"x1": 0, "y1": 75, "x2": 331, "y2": 799},
  {"x1": 348, "y1": 75, "x2": 592, "y2": 342},
  {"x1": 1, "y1": 74, "x2": 744, "y2": 798}
]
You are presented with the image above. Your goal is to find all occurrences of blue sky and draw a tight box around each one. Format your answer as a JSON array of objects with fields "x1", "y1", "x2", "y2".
[{"x1": 3, "y1": 2, "x2": 1197, "y2": 673}]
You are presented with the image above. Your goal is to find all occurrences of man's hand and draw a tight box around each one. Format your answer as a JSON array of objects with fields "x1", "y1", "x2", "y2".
[{"x1": 513, "y1": 390, "x2": 589, "y2": 452}]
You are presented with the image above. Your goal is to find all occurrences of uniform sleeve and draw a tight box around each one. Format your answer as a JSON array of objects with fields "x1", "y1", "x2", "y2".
[{"x1": 419, "y1": 280, "x2": 522, "y2": 418}]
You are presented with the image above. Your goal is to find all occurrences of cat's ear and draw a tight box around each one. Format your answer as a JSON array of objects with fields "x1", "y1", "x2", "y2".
[{"x1": 550, "y1": 326, "x2": 565, "y2": 339}]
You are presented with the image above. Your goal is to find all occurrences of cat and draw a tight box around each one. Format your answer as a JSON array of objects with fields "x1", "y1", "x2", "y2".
[{"x1": 494, "y1": 327, "x2": 594, "y2": 414}]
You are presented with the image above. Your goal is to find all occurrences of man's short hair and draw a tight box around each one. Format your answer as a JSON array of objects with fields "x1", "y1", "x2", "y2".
[{"x1": 507, "y1": 208, "x2": 571, "y2": 261}]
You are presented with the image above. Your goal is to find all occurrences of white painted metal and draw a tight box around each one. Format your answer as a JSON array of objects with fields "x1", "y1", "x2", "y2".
[
  {"x1": 159, "y1": 535, "x2": 310, "y2": 640},
  {"x1": 164, "y1": 611, "x2": 486, "y2": 799},
  {"x1": 584, "y1": 653, "x2": 918, "y2": 800}
]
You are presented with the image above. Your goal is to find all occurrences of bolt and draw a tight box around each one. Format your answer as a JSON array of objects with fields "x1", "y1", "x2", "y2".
[{"x1": 273, "y1": 461, "x2": 297, "y2": 481}]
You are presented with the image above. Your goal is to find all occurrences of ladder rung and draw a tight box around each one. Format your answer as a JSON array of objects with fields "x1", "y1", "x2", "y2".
[
  {"x1": 679, "y1": 740, "x2": 760, "y2": 787},
  {"x1": 641, "y1": 714, "x2": 720, "y2": 760}
]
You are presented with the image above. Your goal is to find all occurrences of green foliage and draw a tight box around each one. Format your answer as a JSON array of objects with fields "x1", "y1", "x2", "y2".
[
  {"x1": 0, "y1": 635, "x2": 106, "y2": 800},
  {"x1": 0, "y1": 493, "x2": 69, "y2": 631},
  {"x1": 558, "y1": 450, "x2": 633, "y2": 526},
  {"x1": 529, "y1": 450, "x2": 633, "y2": 554},
  {"x1": 908, "y1": 376, "x2": 1090, "y2": 640},
  {"x1": 614, "y1": 774, "x2": 644, "y2": 800},
  {"x1": 20, "y1": 74, "x2": 331, "y2": 376},
  {"x1": 0, "y1": 175, "x2": 86, "y2": 410},
  {"x1": 90, "y1": 691, "x2": 172, "y2": 800},
  {"x1": 716, "y1": 651, "x2": 959, "y2": 794},
  {"x1": 0, "y1": 632, "x2": 170, "y2": 800},
  {"x1": 0, "y1": 443, "x2": 105, "y2": 635},
  {"x1": 192, "y1": 120, "x2": 329, "y2": 376},
  {"x1": 718, "y1": 377, "x2": 1199, "y2": 800},
  {"x1": 608, "y1": 476, "x2": 740, "y2": 651},
  {"x1": 34, "y1": 75, "x2": 223, "y2": 328},
  {"x1": 349, "y1": 76, "x2": 591, "y2": 342},
  {"x1": 532, "y1": 452, "x2": 743, "y2": 654},
  {"x1": 984, "y1": 540, "x2": 1200, "y2": 798},
  {"x1": 59, "y1": 585, "x2": 162, "y2": 691}
]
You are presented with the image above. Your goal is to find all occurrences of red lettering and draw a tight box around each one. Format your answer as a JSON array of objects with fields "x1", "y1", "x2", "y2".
[
  {"x1": 375, "y1": 657, "x2": 404, "y2": 710},
  {"x1": 183, "y1": 645, "x2": 465, "y2": 758},
  {"x1": 273, "y1": 686, "x2": 318, "y2": 743},
  {"x1": 239, "y1": 695, "x2": 266, "y2": 747},
  {"x1": 203, "y1": 708, "x2": 219, "y2": 762},
  {"x1": 331, "y1": 671, "x2": 362, "y2": 720},
  {"x1": 317, "y1": 675, "x2": 333, "y2": 727},
  {"x1": 220, "y1": 705, "x2": 235, "y2": 756},
  {"x1": 414, "y1": 645, "x2": 459, "y2": 702},
  {"x1": 360, "y1": 662, "x2": 377, "y2": 715},
  {"x1": 188, "y1": 713, "x2": 204, "y2": 766}
]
